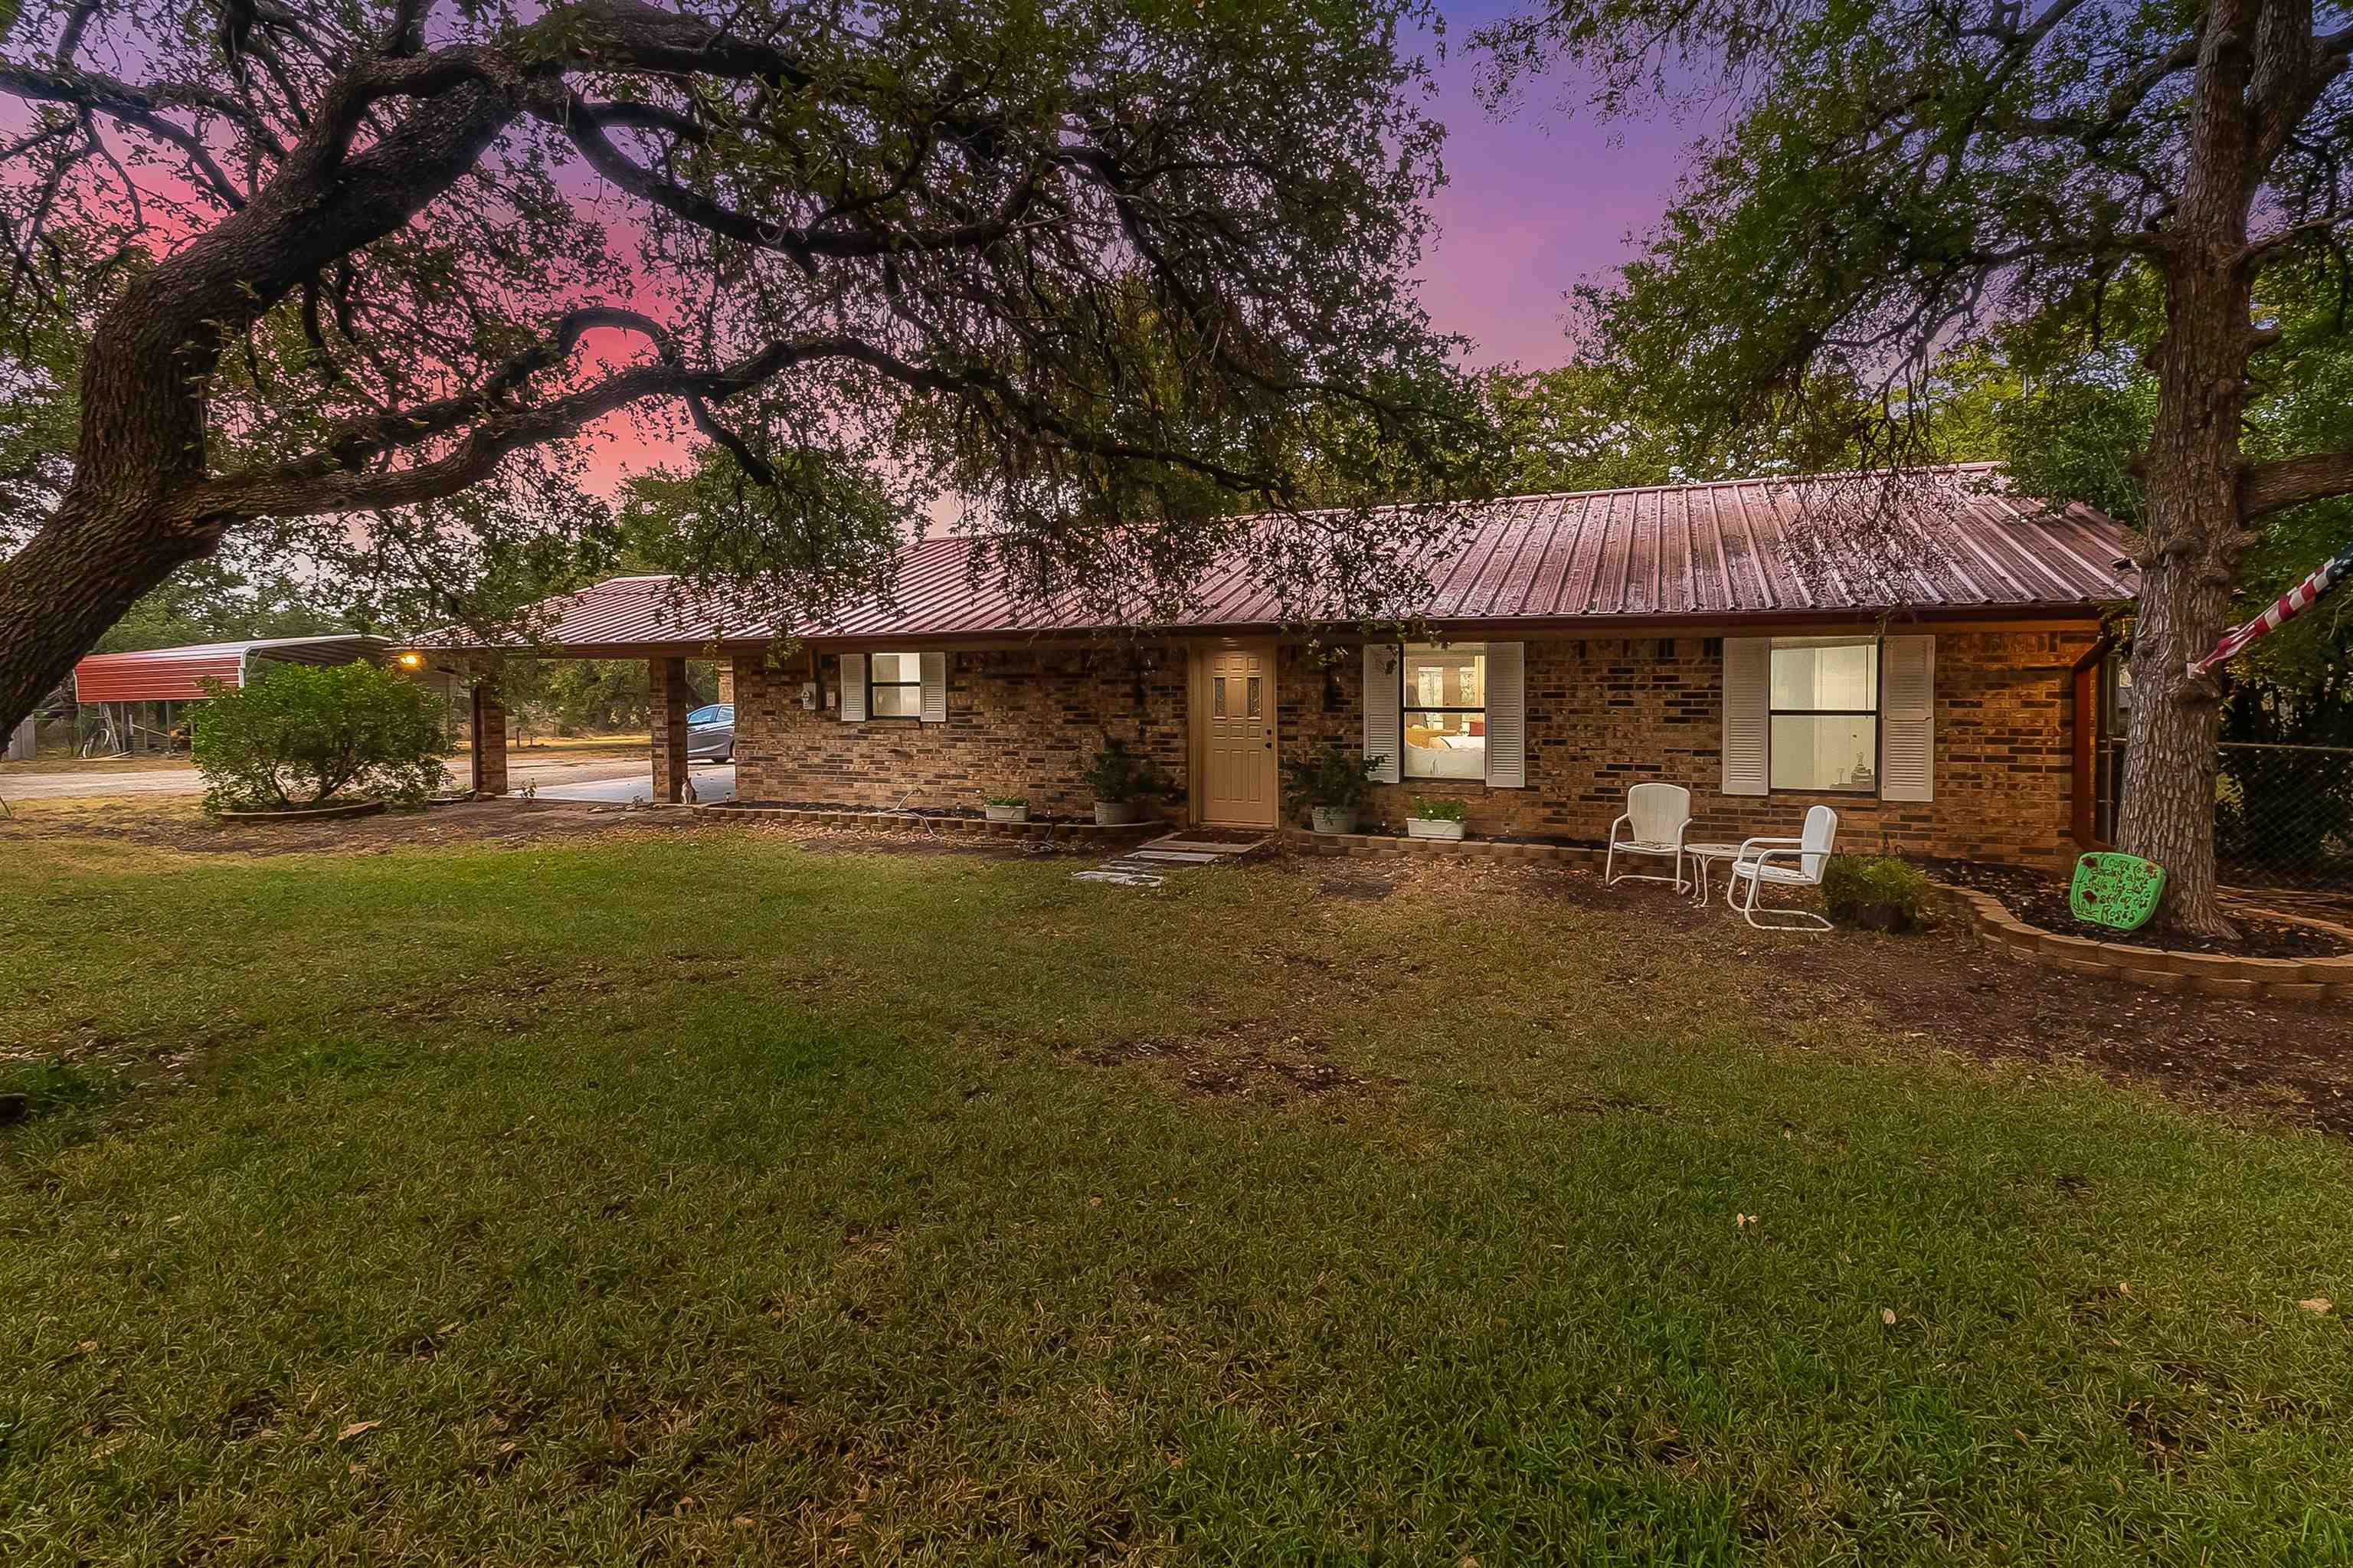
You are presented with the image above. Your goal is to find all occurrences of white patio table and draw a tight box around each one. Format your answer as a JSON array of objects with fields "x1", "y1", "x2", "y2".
[{"x1": 1683, "y1": 842, "x2": 1745, "y2": 905}]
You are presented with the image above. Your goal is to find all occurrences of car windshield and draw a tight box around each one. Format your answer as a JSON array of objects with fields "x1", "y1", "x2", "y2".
[{"x1": 686, "y1": 704, "x2": 732, "y2": 726}]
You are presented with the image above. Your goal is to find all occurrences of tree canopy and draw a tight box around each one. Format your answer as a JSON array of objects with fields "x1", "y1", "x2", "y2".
[{"x1": 0, "y1": 0, "x2": 1497, "y2": 731}]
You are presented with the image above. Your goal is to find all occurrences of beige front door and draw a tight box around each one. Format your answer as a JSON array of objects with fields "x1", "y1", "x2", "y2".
[{"x1": 1199, "y1": 643, "x2": 1278, "y2": 828}]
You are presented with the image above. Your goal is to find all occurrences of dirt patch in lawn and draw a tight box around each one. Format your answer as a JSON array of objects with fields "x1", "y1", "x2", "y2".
[
  {"x1": 1072, "y1": 1023, "x2": 1389, "y2": 1105},
  {"x1": 1760, "y1": 921, "x2": 2353, "y2": 1137},
  {"x1": 1928, "y1": 859, "x2": 2351, "y2": 958},
  {"x1": 789, "y1": 830, "x2": 1036, "y2": 860}
]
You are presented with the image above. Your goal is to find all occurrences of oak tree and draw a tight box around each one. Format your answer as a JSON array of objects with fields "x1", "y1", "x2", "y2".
[
  {"x1": 1479, "y1": 0, "x2": 2353, "y2": 932},
  {"x1": 0, "y1": 0, "x2": 1488, "y2": 729}
]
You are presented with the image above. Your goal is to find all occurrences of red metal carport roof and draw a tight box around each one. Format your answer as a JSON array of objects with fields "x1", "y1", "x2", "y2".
[
  {"x1": 411, "y1": 466, "x2": 2135, "y2": 653},
  {"x1": 73, "y1": 635, "x2": 394, "y2": 704}
]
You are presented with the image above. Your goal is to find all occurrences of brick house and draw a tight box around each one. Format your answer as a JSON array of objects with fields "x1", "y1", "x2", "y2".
[{"x1": 421, "y1": 468, "x2": 2134, "y2": 869}]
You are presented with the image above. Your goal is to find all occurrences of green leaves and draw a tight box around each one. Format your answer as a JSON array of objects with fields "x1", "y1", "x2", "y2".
[{"x1": 191, "y1": 661, "x2": 451, "y2": 813}]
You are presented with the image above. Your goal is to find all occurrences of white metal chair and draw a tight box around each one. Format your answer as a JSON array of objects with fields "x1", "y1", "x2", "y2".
[
  {"x1": 1726, "y1": 806, "x2": 1840, "y2": 930},
  {"x1": 1605, "y1": 782, "x2": 1693, "y2": 892}
]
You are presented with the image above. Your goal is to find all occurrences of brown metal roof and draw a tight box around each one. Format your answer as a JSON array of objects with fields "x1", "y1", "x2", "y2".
[{"x1": 415, "y1": 466, "x2": 2133, "y2": 653}]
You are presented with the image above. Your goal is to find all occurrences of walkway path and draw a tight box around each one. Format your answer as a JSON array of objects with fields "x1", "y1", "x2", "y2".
[{"x1": 1074, "y1": 832, "x2": 1271, "y2": 887}]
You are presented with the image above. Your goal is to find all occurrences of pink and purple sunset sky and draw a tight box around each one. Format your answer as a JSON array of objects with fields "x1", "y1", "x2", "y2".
[{"x1": 569, "y1": 2, "x2": 1715, "y2": 493}]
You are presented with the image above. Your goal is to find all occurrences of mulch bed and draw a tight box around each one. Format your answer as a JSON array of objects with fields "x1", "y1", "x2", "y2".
[{"x1": 1925, "y1": 859, "x2": 2351, "y2": 960}]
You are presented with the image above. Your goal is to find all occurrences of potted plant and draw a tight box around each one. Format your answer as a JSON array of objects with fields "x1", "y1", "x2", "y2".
[
  {"x1": 1406, "y1": 796, "x2": 1469, "y2": 841},
  {"x1": 1082, "y1": 739, "x2": 1170, "y2": 826},
  {"x1": 983, "y1": 794, "x2": 1029, "y2": 824},
  {"x1": 1282, "y1": 743, "x2": 1384, "y2": 835}
]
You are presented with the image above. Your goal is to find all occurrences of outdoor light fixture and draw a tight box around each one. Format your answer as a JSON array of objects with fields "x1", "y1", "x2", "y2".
[{"x1": 397, "y1": 653, "x2": 423, "y2": 668}]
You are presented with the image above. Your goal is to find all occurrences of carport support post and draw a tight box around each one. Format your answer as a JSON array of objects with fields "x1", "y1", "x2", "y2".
[
  {"x1": 650, "y1": 656, "x2": 690, "y2": 804},
  {"x1": 470, "y1": 684, "x2": 509, "y2": 797}
]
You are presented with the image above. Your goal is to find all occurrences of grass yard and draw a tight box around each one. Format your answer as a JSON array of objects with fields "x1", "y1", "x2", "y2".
[{"x1": 3, "y1": 824, "x2": 2349, "y2": 1565}]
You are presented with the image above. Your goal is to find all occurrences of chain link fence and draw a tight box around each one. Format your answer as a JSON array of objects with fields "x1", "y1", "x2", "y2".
[{"x1": 2215, "y1": 741, "x2": 2353, "y2": 892}]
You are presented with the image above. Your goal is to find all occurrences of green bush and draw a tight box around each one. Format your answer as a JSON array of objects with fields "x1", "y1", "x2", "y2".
[
  {"x1": 193, "y1": 661, "x2": 449, "y2": 813},
  {"x1": 1820, "y1": 854, "x2": 1934, "y2": 932},
  {"x1": 1410, "y1": 796, "x2": 1469, "y2": 822},
  {"x1": 1282, "y1": 744, "x2": 1385, "y2": 810},
  {"x1": 1082, "y1": 739, "x2": 1171, "y2": 804}
]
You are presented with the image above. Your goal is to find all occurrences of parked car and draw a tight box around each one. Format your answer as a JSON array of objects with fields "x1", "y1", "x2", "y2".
[{"x1": 686, "y1": 702, "x2": 734, "y2": 762}]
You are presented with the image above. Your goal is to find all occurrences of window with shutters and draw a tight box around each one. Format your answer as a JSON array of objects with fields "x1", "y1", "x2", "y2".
[
  {"x1": 868, "y1": 650, "x2": 924, "y2": 718},
  {"x1": 1768, "y1": 637, "x2": 1880, "y2": 794},
  {"x1": 1400, "y1": 643, "x2": 1486, "y2": 781}
]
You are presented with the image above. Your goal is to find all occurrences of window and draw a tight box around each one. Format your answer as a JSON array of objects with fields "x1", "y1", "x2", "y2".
[
  {"x1": 1769, "y1": 637, "x2": 1878, "y2": 793},
  {"x1": 686, "y1": 703, "x2": 732, "y2": 728},
  {"x1": 869, "y1": 651, "x2": 923, "y2": 718},
  {"x1": 1401, "y1": 643, "x2": 1487, "y2": 781}
]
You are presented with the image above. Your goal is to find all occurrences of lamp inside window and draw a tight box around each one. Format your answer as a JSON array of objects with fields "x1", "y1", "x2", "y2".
[{"x1": 1401, "y1": 643, "x2": 1486, "y2": 781}]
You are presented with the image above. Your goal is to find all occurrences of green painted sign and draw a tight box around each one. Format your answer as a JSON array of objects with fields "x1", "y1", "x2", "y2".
[{"x1": 2070, "y1": 852, "x2": 2166, "y2": 932}]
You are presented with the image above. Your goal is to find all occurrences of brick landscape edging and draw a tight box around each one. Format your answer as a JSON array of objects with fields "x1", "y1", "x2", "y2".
[
  {"x1": 1928, "y1": 881, "x2": 2353, "y2": 1003},
  {"x1": 693, "y1": 802, "x2": 1163, "y2": 849}
]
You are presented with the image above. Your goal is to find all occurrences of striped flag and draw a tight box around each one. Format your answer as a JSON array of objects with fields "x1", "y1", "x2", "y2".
[{"x1": 2190, "y1": 541, "x2": 2353, "y2": 676}]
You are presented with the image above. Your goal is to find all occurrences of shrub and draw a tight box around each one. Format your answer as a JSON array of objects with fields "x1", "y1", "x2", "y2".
[
  {"x1": 1082, "y1": 739, "x2": 1171, "y2": 804},
  {"x1": 1821, "y1": 854, "x2": 1934, "y2": 932},
  {"x1": 1410, "y1": 796, "x2": 1469, "y2": 822},
  {"x1": 985, "y1": 794, "x2": 1029, "y2": 808},
  {"x1": 193, "y1": 661, "x2": 449, "y2": 813},
  {"x1": 1283, "y1": 744, "x2": 1385, "y2": 810}
]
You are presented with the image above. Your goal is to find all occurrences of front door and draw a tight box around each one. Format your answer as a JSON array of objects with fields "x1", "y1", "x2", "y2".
[{"x1": 1199, "y1": 643, "x2": 1278, "y2": 828}]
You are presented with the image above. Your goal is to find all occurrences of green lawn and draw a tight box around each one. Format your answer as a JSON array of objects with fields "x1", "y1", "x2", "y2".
[{"x1": 2, "y1": 827, "x2": 2348, "y2": 1565}]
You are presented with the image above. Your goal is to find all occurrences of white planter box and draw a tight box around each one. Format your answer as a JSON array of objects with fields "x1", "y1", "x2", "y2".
[
  {"x1": 1406, "y1": 817, "x2": 1467, "y2": 841},
  {"x1": 983, "y1": 804, "x2": 1029, "y2": 823}
]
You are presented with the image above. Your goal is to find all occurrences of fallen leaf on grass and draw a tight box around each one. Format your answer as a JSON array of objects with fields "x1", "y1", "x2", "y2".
[
  {"x1": 1881, "y1": 1308, "x2": 1897, "y2": 1326},
  {"x1": 2300, "y1": 1298, "x2": 2333, "y2": 1314},
  {"x1": 338, "y1": 1421, "x2": 381, "y2": 1442}
]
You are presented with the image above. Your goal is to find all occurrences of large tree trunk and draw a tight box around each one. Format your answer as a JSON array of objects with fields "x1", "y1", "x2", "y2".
[
  {"x1": 0, "y1": 496, "x2": 221, "y2": 733},
  {"x1": 2114, "y1": 8, "x2": 2257, "y2": 938}
]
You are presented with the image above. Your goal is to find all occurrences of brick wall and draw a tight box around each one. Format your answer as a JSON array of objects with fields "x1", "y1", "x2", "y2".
[
  {"x1": 734, "y1": 647, "x2": 1189, "y2": 820},
  {"x1": 650, "y1": 656, "x2": 692, "y2": 804},
  {"x1": 727, "y1": 627, "x2": 2095, "y2": 865},
  {"x1": 1280, "y1": 630, "x2": 2096, "y2": 867}
]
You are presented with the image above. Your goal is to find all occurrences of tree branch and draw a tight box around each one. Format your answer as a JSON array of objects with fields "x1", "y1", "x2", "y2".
[{"x1": 2242, "y1": 449, "x2": 2353, "y2": 516}]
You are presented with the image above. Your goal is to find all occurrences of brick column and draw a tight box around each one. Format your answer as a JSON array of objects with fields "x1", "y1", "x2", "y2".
[
  {"x1": 470, "y1": 684, "x2": 509, "y2": 797},
  {"x1": 650, "y1": 656, "x2": 690, "y2": 803},
  {"x1": 715, "y1": 659, "x2": 735, "y2": 703}
]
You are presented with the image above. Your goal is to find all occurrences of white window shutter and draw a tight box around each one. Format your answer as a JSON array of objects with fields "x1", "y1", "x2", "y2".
[
  {"x1": 1484, "y1": 642, "x2": 1527, "y2": 787},
  {"x1": 1722, "y1": 637, "x2": 1769, "y2": 797},
  {"x1": 919, "y1": 651, "x2": 947, "y2": 724},
  {"x1": 839, "y1": 653, "x2": 867, "y2": 722},
  {"x1": 1362, "y1": 643, "x2": 1401, "y2": 784},
  {"x1": 1881, "y1": 635, "x2": 1936, "y2": 801}
]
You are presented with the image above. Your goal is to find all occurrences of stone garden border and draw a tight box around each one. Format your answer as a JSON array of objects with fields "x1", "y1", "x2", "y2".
[
  {"x1": 1929, "y1": 882, "x2": 2353, "y2": 1003},
  {"x1": 694, "y1": 802, "x2": 1165, "y2": 849}
]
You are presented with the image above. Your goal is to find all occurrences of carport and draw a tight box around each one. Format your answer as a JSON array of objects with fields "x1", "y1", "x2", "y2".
[
  {"x1": 70, "y1": 634, "x2": 419, "y2": 756},
  {"x1": 404, "y1": 577, "x2": 754, "y2": 803}
]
